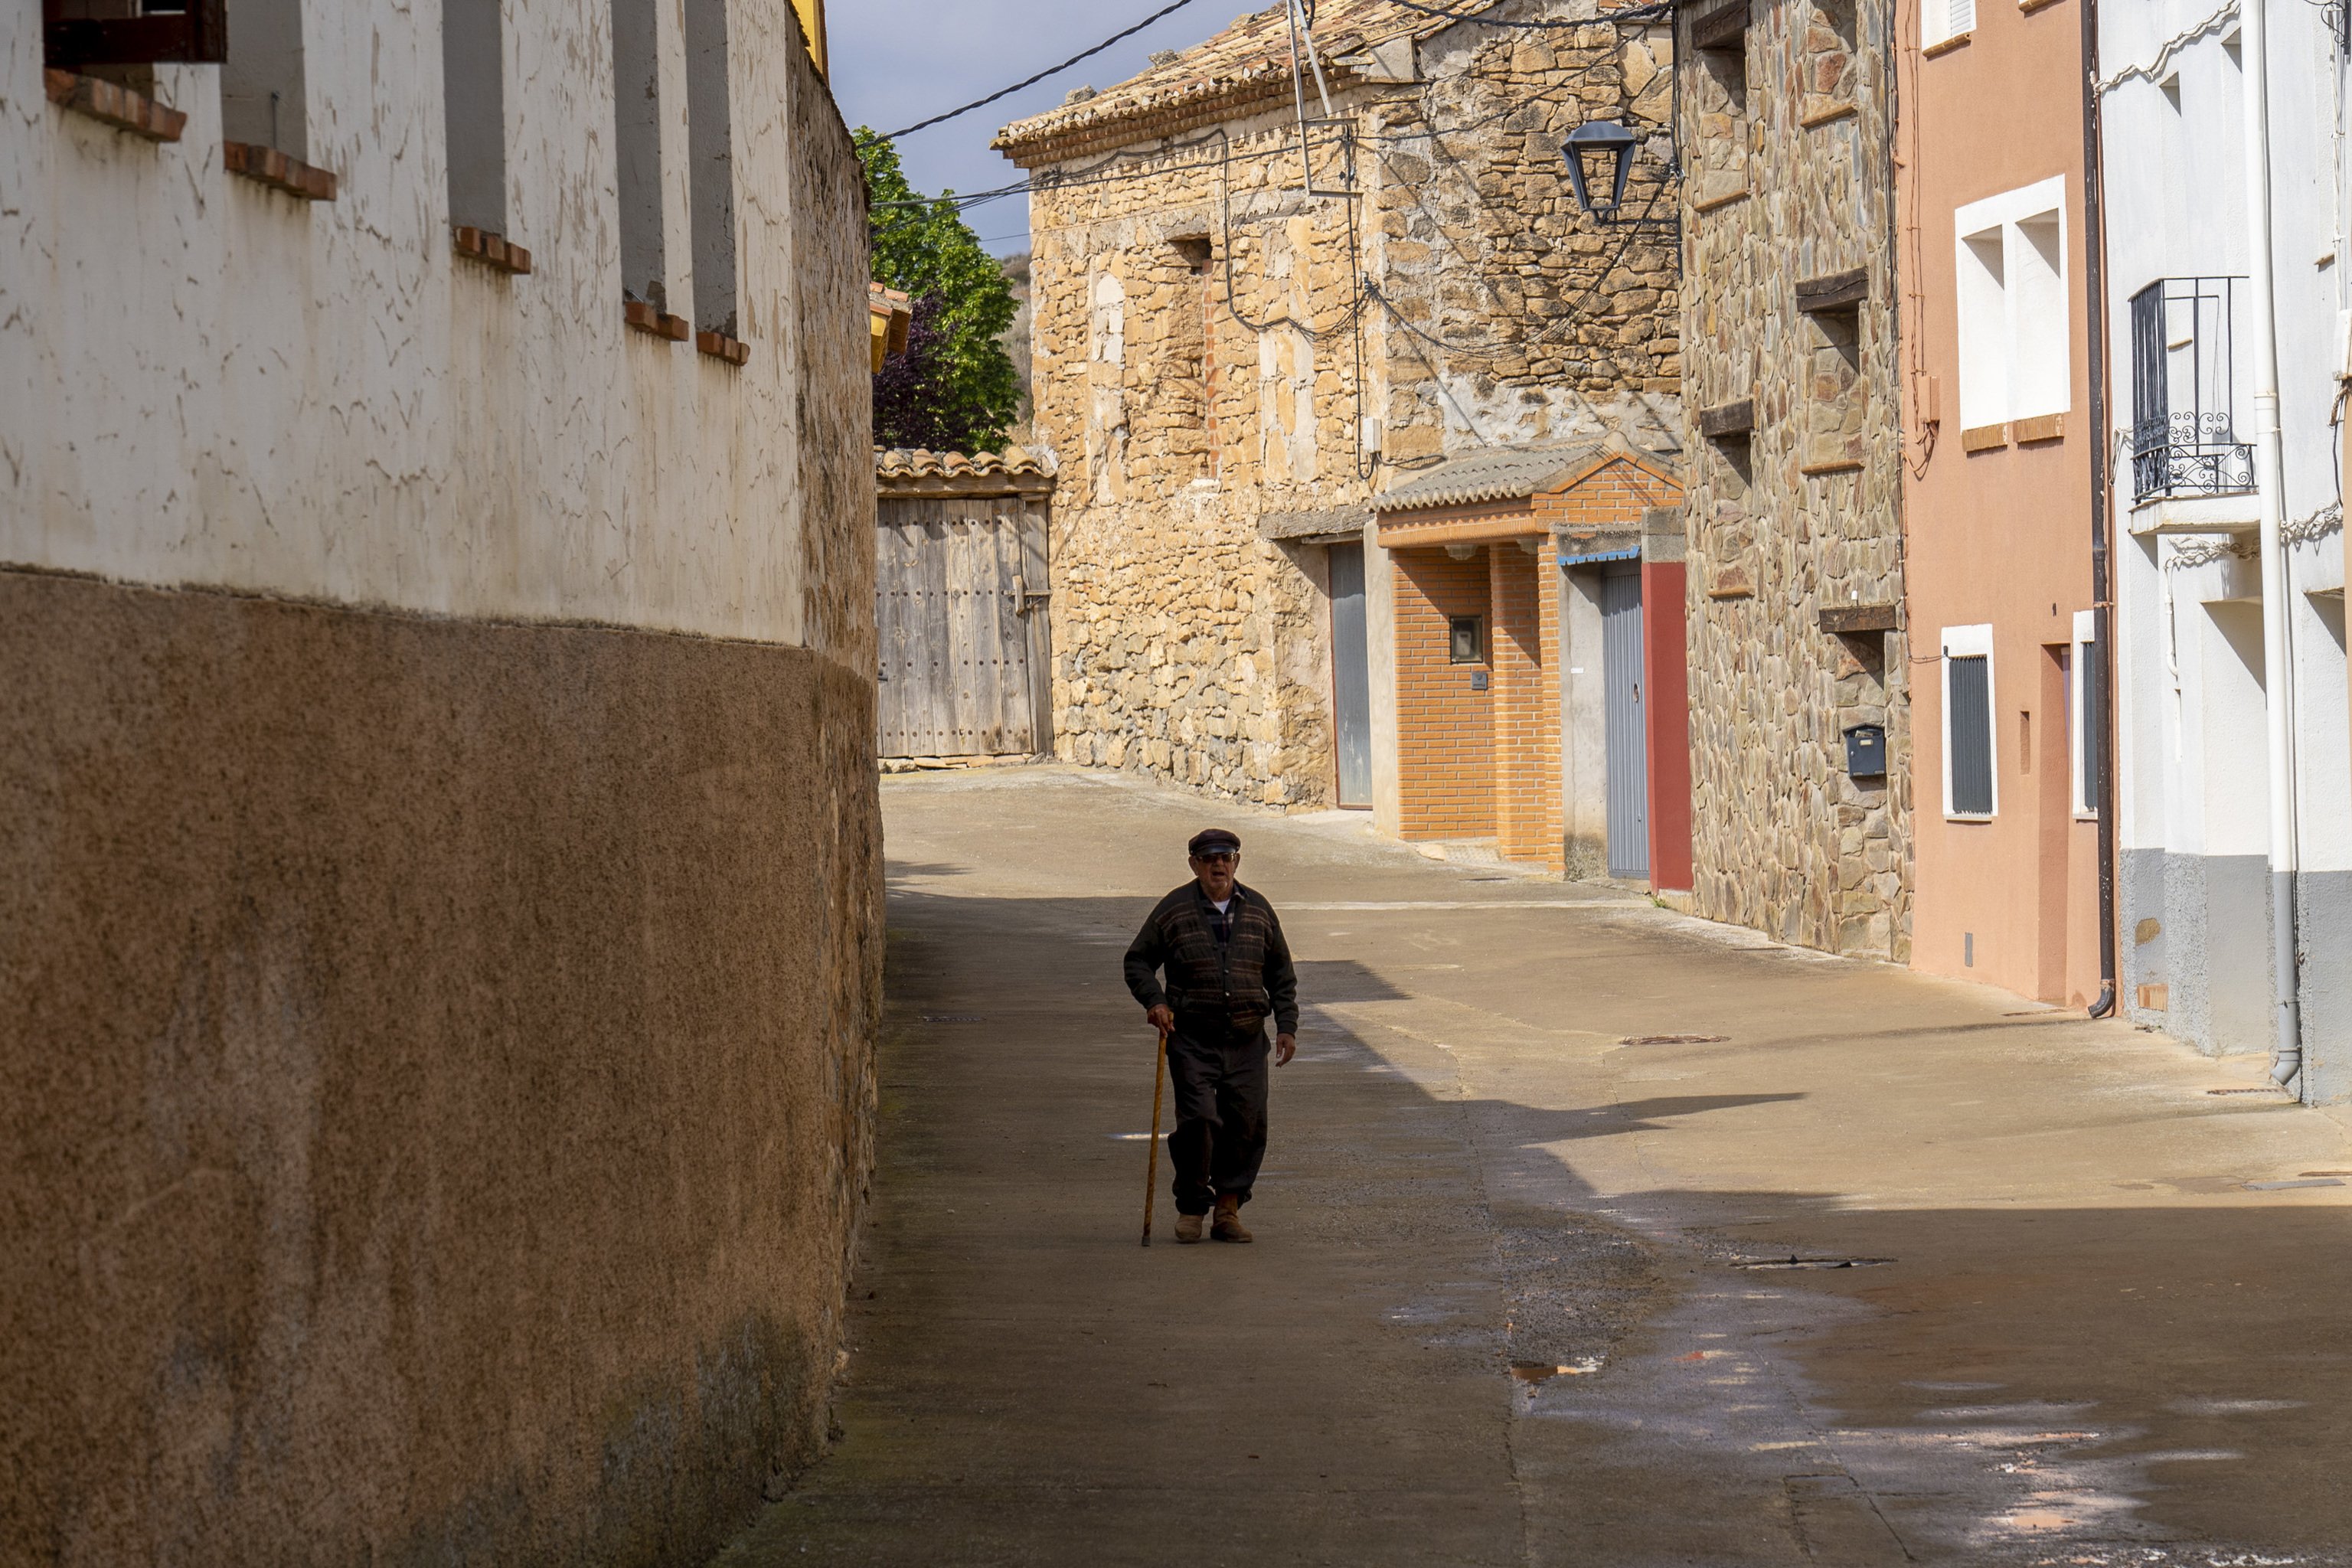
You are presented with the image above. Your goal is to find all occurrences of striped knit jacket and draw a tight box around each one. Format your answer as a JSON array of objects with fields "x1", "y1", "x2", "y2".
[{"x1": 1122, "y1": 880, "x2": 1300, "y2": 1036}]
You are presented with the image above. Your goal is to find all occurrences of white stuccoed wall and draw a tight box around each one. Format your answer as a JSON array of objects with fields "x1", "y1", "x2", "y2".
[
  {"x1": 2101, "y1": 0, "x2": 2352, "y2": 1089},
  {"x1": 0, "y1": 0, "x2": 832, "y2": 646}
]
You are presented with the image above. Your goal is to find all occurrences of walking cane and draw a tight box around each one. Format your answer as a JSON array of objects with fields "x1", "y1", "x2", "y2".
[{"x1": 1141, "y1": 1021, "x2": 1170, "y2": 1246}]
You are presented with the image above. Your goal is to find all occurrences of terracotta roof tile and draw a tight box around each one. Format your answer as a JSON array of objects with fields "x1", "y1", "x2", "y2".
[
  {"x1": 874, "y1": 447, "x2": 1057, "y2": 496},
  {"x1": 1370, "y1": 439, "x2": 1683, "y2": 512}
]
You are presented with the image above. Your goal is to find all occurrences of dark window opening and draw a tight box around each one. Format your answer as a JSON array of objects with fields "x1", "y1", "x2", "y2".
[
  {"x1": 44, "y1": 0, "x2": 225, "y2": 70},
  {"x1": 1169, "y1": 235, "x2": 1216, "y2": 475},
  {"x1": 220, "y1": 0, "x2": 303, "y2": 158},
  {"x1": 613, "y1": 0, "x2": 666, "y2": 312},
  {"x1": 443, "y1": 0, "x2": 507, "y2": 236},
  {"x1": 1449, "y1": 616, "x2": 1485, "y2": 665},
  {"x1": 685, "y1": 0, "x2": 737, "y2": 338}
]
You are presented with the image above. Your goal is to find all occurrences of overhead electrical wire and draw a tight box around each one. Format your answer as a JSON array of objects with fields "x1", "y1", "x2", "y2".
[
  {"x1": 871, "y1": 35, "x2": 1653, "y2": 228},
  {"x1": 878, "y1": 0, "x2": 1211, "y2": 140}
]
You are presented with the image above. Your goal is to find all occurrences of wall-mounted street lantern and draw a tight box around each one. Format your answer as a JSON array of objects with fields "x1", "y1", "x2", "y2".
[{"x1": 1562, "y1": 120, "x2": 1638, "y2": 218}]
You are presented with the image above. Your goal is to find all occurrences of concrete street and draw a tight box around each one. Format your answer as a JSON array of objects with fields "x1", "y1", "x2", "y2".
[{"x1": 713, "y1": 766, "x2": 2352, "y2": 1568}]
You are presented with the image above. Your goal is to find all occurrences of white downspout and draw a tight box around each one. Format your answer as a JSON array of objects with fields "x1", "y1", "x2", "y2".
[{"x1": 2240, "y1": 0, "x2": 2305, "y2": 1086}]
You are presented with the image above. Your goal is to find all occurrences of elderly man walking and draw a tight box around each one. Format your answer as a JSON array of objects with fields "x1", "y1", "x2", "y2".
[{"x1": 1123, "y1": 828, "x2": 1298, "y2": 1243}]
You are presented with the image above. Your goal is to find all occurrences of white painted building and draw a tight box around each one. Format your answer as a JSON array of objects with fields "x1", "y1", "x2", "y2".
[
  {"x1": 2099, "y1": 0, "x2": 2352, "y2": 1099},
  {"x1": 2, "y1": 3, "x2": 884, "y2": 1561}
]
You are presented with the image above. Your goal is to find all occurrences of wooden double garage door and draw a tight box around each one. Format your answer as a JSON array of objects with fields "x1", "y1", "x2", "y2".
[{"x1": 875, "y1": 498, "x2": 1053, "y2": 758}]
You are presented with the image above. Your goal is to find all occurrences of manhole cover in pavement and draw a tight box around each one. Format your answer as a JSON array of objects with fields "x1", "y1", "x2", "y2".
[
  {"x1": 1734, "y1": 1256, "x2": 1894, "y2": 1271},
  {"x1": 920, "y1": 1014, "x2": 985, "y2": 1023},
  {"x1": 1619, "y1": 1034, "x2": 1730, "y2": 1046},
  {"x1": 2207, "y1": 1086, "x2": 2281, "y2": 1096}
]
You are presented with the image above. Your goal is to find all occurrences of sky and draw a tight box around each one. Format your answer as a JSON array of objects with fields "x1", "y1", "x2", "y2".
[{"x1": 828, "y1": 0, "x2": 1238, "y2": 255}]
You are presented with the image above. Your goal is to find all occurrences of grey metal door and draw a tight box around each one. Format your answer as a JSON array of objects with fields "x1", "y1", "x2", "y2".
[
  {"x1": 1328, "y1": 541, "x2": 1372, "y2": 806},
  {"x1": 1601, "y1": 561, "x2": 1649, "y2": 878},
  {"x1": 875, "y1": 499, "x2": 1051, "y2": 757}
]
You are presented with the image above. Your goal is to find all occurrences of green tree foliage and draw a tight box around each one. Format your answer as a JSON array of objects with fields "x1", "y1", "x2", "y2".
[{"x1": 858, "y1": 131, "x2": 1021, "y2": 453}]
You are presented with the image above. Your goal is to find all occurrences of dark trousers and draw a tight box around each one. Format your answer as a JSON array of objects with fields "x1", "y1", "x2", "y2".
[{"x1": 1165, "y1": 1021, "x2": 1269, "y2": 1214}]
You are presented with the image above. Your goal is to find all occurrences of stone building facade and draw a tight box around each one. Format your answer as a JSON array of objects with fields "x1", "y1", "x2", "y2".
[
  {"x1": 3, "y1": 5, "x2": 879, "y2": 1565},
  {"x1": 1674, "y1": 0, "x2": 1912, "y2": 956},
  {"x1": 997, "y1": 0, "x2": 1682, "y2": 825}
]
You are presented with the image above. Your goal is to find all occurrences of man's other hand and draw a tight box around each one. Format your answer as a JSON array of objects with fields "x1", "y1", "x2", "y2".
[
  {"x1": 1274, "y1": 1033, "x2": 1295, "y2": 1067},
  {"x1": 1148, "y1": 1004, "x2": 1175, "y2": 1036}
]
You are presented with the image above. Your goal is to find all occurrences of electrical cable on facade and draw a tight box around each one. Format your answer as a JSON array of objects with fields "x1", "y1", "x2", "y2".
[
  {"x1": 2094, "y1": 0, "x2": 2240, "y2": 93},
  {"x1": 1379, "y1": 0, "x2": 1672, "y2": 31}
]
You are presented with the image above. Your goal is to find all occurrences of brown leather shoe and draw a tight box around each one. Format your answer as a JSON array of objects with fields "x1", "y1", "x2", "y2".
[
  {"x1": 1211, "y1": 1194, "x2": 1253, "y2": 1243},
  {"x1": 1174, "y1": 1212, "x2": 1204, "y2": 1244}
]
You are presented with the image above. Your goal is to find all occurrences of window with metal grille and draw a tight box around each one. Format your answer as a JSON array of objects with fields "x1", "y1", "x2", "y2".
[
  {"x1": 1942, "y1": 626, "x2": 1997, "y2": 818},
  {"x1": 2127, "y1": 277, "x2": 2252, "y2": 501}
]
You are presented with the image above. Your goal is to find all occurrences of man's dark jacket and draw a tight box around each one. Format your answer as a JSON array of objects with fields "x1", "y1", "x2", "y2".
[{"x1": 1123, "y1": 881, "x2": 1300, "y2": 1037}]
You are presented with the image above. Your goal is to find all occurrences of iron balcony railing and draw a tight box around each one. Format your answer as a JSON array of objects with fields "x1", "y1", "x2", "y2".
[{"x1": 2129, "y1": 276, "x2": 2254, "y2": 503}]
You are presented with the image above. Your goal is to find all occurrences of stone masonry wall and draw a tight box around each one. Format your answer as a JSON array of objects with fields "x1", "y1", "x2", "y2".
[
  {"x1": 1014, "y1": 0, "x2": 1684, "y2": 809},
  {"x1": 1677, "y1": 0, "x2": 1913, "y2": 957}
]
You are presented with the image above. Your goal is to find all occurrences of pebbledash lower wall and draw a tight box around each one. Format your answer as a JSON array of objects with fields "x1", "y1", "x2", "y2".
[{"x1": 0, "y1": 568, "x2": 881, "y2": 1568}]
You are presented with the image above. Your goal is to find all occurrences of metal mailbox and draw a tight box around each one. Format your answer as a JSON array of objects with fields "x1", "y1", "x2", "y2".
[{"x1": 1843, "y1": 723, "x2": 1886, "y2": 777}]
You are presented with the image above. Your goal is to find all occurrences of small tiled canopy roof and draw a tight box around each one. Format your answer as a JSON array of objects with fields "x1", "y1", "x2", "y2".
[
  {"x1": 1370, "y1": 443, "x2": 1615, "y2": 514},
  {"x1": 874, "y1": 447, "x2": 1055, "y2": 498},
  {"x1": 992, "y1": 0, "x2": 1503, "y2": 166}
]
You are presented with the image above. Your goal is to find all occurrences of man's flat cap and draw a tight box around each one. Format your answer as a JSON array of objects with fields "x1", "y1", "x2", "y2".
[{"x1": 1187, "y1": 828, "x2": 1242, "y2": 857}]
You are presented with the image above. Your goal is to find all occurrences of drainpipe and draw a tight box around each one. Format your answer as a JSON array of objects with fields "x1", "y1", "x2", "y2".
[
  {"x1": 2239, "y1": 0, "x2": 2305, "y2": 1087},
  {"x1": 2082, "y1": 0, "x2": 2118, "y2": 1019}
]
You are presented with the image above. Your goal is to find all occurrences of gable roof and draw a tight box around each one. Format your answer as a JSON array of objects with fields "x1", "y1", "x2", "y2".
[
  {"x1": 993, "y1": 1, "x2": 1504, "y2": 168},
  {"x1": 1371, "y1": 443, "x2": 1595, "y2": 512}
]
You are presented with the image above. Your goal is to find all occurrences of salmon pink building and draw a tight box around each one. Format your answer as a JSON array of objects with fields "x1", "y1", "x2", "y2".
[{"x1": 1896, "y1": 0, "x2": 2107, "y2": 1006}]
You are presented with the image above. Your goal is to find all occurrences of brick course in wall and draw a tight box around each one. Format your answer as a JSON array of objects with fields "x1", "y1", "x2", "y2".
[
  {"x1": 1490, "y1": 541, "x2": 1562, "y2": 867},
  {"x1": 1395, "y1": 547, "x2": 1498, "y2": 838}
]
